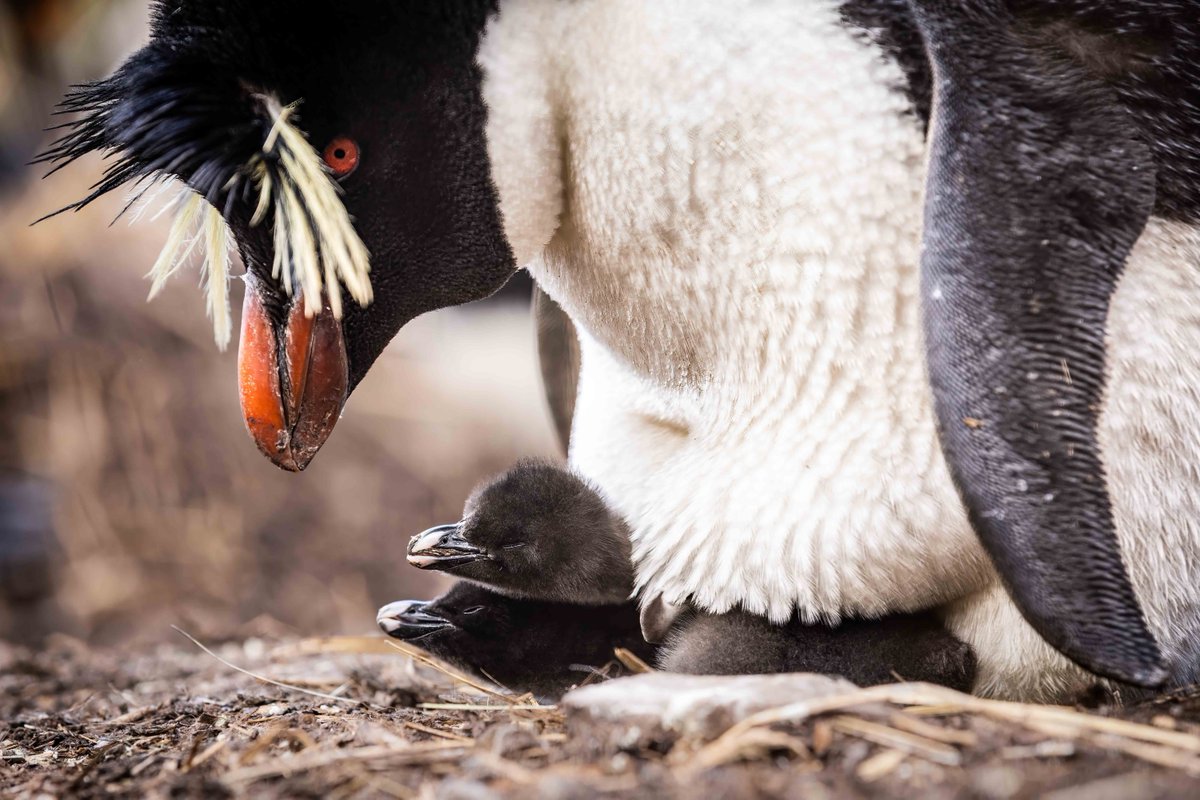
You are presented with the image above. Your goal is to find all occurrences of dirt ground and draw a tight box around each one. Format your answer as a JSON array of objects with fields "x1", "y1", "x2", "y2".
[
  {"x1": 4, "y1": 7, "x2": 1200, "y2": 799},
  {"x1": 3, "y1": 634, "x2": 1200, "y2": 800}
]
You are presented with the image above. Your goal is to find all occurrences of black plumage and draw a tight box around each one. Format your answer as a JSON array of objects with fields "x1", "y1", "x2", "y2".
[
  {"x1": 408, "y1": 461, "x2": 634, "y2": 606},
  {"x1": 378, "y1": 583, "x2": 651, "y2": 701},
  {"x1": 38, "y1": 0, "x2": 516, "y2": 386},
  {"x1": 660, "y1": 609, "x2": 977, "y2": 693}
]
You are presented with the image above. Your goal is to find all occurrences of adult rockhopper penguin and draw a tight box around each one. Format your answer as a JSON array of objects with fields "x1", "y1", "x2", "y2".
[{"x1": 41, "y1": 1, "x2": 1200, "y2": 700}]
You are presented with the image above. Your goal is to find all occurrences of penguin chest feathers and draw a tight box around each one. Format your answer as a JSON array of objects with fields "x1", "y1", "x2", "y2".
[
  {"x1": 481, "y1": 0, "x2": 992, "y2": 622},
  {"x1": 479, "y1": 0, "x2": 1200, "y2": 676}
]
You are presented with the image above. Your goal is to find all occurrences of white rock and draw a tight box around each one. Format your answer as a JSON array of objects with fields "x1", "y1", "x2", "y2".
[{"x1": 563, "y1": 672, "x2": 856, "y2": 744}]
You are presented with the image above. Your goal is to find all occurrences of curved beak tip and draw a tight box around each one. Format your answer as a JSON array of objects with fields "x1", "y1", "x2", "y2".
[
  {"x1": 377, "y1": 600, "x2": 418, "y2": 634},
  {"x1": 377, "y1": 600, "x2": 450, "y2": 639},
  {"x1": 406, "y1": 523, "x2": 487, "y2": 570},
  {"x1": 238, "y1": 277, "x2": 348, "y2": 472}
]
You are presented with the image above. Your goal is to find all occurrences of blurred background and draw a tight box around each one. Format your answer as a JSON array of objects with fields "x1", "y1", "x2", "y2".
[{"x1": 0, "y1": 0, "x2": 558, "y2": 647}]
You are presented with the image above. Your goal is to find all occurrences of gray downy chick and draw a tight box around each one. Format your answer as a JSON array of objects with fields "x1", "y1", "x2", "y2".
[
  {"x1": 660, "y1": 608, "x2": 977, "y2": 692},
  {"x1": 377, "y1": 581, "x2": 652, "y2": 701},
  {"x1": 407, "y1": 461, "x2": 634, "y2": 605}
]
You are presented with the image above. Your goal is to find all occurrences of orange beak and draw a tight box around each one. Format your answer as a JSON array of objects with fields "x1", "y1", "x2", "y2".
[{"x1": 238, "y1": 274, "x2": 348, "y2": 472}]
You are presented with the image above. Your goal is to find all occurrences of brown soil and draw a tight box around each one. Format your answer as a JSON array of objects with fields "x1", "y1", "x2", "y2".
[
  {"x1": 3, "y1": 635, "x2": 1200, "y2": 799},
  {"x1": 3, "y1": 10, "x2": 1200, "y2": 800}
]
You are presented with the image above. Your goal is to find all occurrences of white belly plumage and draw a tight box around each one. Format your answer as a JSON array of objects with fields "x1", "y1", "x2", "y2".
[{"x1": 479, "y1": 0, "x2": 1200, "y2": 700}]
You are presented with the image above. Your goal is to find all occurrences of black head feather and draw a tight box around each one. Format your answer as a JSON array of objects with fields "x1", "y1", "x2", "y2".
[{"x1": 35, "y1": 15, "x2": 266, "y2": 221}]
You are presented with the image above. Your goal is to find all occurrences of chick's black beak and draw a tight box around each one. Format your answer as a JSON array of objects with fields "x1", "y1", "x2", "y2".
[
  {"x1": 238, "y1": 272, "x2": 348, "y2": 472},
  {"x1": 377, "y1": 600, "x2": 450, "y2": 639},
  {"x1": 407, "y1": 523, "x2": 488, "y2": 570}
]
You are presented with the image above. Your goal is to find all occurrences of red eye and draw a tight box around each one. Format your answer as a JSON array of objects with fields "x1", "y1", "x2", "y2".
[{"x1": 323, "y1": 136, "x2": 359, "y2": 178}]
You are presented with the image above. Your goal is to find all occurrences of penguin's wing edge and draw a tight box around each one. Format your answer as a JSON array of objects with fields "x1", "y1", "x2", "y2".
[
  {"x1": 534, "y1": 285, "x2": 581, "y2": 456},
  {"x1": 910, "y1": 1, "x2": 1166, "y2": 686}
]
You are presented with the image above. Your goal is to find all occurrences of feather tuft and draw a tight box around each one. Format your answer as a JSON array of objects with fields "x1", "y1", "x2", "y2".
[
  {"x1": 39, "y1": 79, "x2": 372, "y2": 347},
  {"x1": 203, "y1": 202, "x2": 233, "y2": 350},
  {"x1": 143, "y1": 184, "x2": 234, "y2": 349},
  {"x1": 146, "y1": 190, "x2": 205, "y2": 301}
]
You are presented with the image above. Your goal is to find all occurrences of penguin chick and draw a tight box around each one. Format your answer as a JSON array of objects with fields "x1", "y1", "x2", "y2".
[
  {"x1": 407, "y1": 461, "x2": 634, "y2": 605},
  {"x1": 659, "y1": 609, "x2": 976, "y2": 692},
  {"x1": 377, "y1": 582, "x2": 652, "y2": 700}
]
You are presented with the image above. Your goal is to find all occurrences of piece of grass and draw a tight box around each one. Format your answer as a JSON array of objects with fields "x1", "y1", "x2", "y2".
[
  {"x1": 384, "y1": 639, "x2": 545, "y2": 707},
  {"x1": 614, "y1": 648, "x2": 654, "y2": 674},
  {"x1": 694, "y1": 682, "x2": 1200, "y2": 776},
  {"x1": 171, "y1": 625, "x2": 363, "y2": 707}
]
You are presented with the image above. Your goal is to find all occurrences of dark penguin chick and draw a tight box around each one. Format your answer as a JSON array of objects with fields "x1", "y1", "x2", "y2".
[
  {"x1": 377, "y1": 582, "x2": 653, "y2": 701},
  {"x1": 407, "y1": 462, "x2": 634, "y2": 605},
  {"x1": 659, "y1": 609, "x2": 977, "y2": 693}
]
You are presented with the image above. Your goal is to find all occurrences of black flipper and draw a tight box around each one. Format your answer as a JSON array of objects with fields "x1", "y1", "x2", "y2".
[
  {"x1": 533, "y1": 286, "x2": 581, "y2": 455},
  {"x1": 910, "y1": 0, "x2": 1166, "y2": 686}
]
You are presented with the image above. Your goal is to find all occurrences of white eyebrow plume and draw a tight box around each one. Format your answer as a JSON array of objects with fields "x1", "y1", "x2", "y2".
[
  {"x1": 145, "y1": 188, "x2": 235, "y2": 350},
  {"x1": 140, "y1": 93, "x2": 373, "y2": 349}
]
